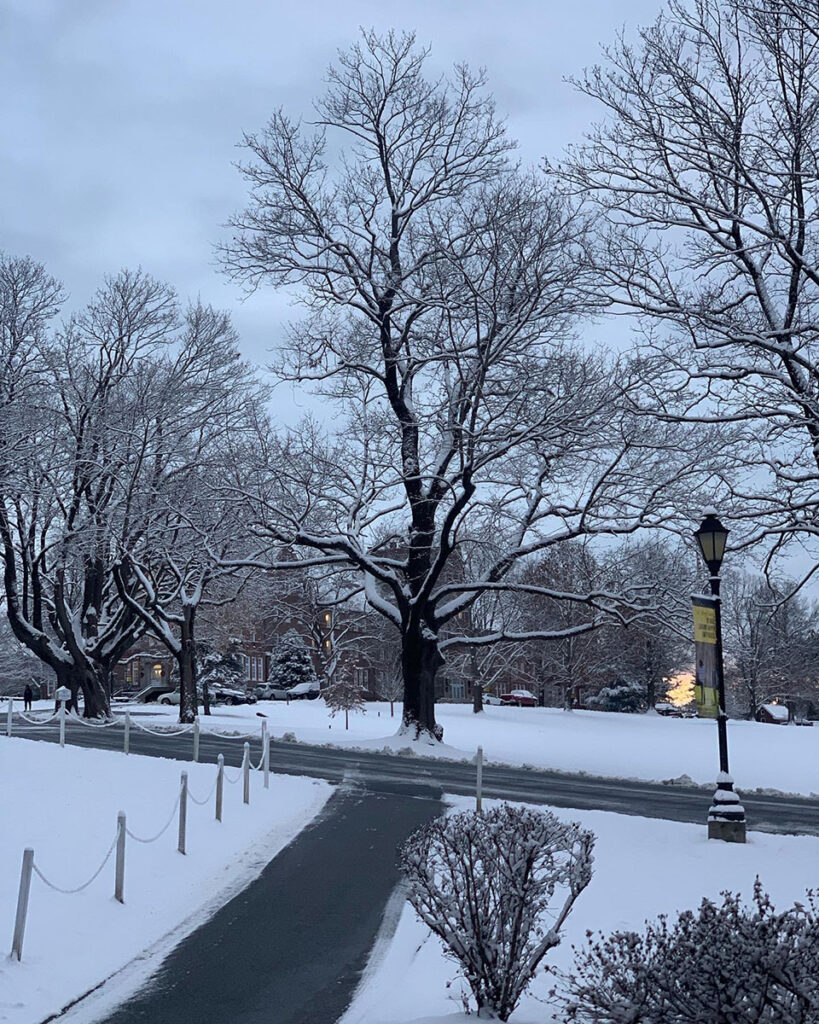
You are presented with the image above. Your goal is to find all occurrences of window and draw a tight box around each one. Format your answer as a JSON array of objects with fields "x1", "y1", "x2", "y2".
[
  {"x1": 449, "y1": 679, "x2": 465, "y2": 700},
  {"x1": 152, "y1": 663, "x2": 163, "y2": 680}
]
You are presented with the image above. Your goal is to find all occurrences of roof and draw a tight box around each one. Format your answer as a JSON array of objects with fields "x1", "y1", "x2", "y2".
[{"x1": 760, "y1": 703, "x2": 789, "y2": 721}]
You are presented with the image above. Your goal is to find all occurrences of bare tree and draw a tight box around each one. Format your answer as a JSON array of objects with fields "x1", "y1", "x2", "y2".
[
  {"x1": 222, "y1": 32, "x2": 716, "y2": 741},
  {"x1": 722, "y1": 569, "x2": 819, "y2": 717},
  {"x1": 564, "y1": 0, "x2": 819, "y2": 580},
  {"x1": 0, "y1": 265, "x2": 258, "y2": 717},
  {"x1": 323, "y1": 662, "x2": 367, "y2": 729}
]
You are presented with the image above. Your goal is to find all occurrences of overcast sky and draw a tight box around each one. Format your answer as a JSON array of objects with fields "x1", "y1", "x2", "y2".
[{"x1": 2, "y1": 0, "x2": 663, "y2": 418}]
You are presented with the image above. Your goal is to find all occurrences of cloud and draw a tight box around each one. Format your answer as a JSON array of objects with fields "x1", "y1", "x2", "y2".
[{"x1": 0, "y1": 0, "x2": 661, "y2": 420}]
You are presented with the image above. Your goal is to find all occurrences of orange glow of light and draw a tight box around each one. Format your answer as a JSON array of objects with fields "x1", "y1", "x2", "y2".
[{"x1": 664, "y1": 671, "x2": 695, "y2": 707}]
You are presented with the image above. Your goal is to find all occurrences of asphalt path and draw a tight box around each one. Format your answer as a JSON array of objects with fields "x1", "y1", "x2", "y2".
[
  {"x1": 8, "y1": 715, "x2": 819, "y2": 835},
  {"x1": 93, "y1": 783, "x2": 442, "y2": 1024}
]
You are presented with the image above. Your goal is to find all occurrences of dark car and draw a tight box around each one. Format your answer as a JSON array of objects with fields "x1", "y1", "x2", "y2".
[
  {"x1": 499, "y1": 689, "x2": 537, "y2": 707},
  {"x1": 214, "y1": 686, "x2": 256, "y2": 706}
]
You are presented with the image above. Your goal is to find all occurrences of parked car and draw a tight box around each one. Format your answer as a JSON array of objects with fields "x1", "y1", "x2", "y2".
[
  {"x1": 158, "y1": 686, "x2": 255, "y2": 707},
  {"x1": 216, "y1": 686, "x2": 256, "y2": 706},
  {"x1": 482, "y1": 692, "x2": 503, "y2": 706},
  {"x1": 254, "y1": 684, "x2": 290, "y2": 701},
  {"x1": 286, "y1": 681, "x2": 321, "y2": 700},
  {"x1": 499, "y1": 689, "x2": 537, "y2": 707}
]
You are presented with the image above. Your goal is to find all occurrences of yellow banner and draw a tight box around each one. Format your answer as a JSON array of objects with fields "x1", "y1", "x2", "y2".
[{"x1": 693, "y1": 603, "x2": 717, "y2": 645}]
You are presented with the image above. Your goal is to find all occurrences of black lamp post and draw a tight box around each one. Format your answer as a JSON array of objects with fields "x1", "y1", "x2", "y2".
[{"x1": 693, "y1": 511, "x2": 746, "y2": 843}]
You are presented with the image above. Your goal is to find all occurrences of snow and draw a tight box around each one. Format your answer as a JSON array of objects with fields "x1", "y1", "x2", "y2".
[
  {"x1": 97, "y1": 698, "x2": 819, "y2": 797},
  {"x1": 340, "y1": 796, "x2": 819, "y2": 1024},
  {"x1": 0, "y1": 736, "x2": 331, "y2": 1024}
]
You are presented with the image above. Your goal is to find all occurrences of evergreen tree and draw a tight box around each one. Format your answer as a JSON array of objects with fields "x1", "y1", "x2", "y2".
[
  {"x1": 197, "y1": 640, "x2": 246, "y2": 715},
  {"x1": 268, "y1": 630, "x2": 317, "y2": 690},
  {"x1": 585, "y1": 681, "x2": 648, "y2": 714}
]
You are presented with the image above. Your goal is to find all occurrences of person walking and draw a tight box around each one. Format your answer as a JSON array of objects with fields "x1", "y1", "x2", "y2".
[{"x1": 23, "y1": 683, "x2": 33, "y2": 712}]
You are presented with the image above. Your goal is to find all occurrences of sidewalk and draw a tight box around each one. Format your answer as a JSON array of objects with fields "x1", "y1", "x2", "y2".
[{"x1": 84, "y1": 782, "x2": 442, "y2": 1024}]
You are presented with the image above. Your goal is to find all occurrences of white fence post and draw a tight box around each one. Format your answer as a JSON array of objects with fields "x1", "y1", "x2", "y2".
[
  {"x1": 124, "y1": 709, "x2": 130, "y2": 755},
  {"x1": 59, "y1": 704, "x2": 66, "y2": 748},
  {"x1": 193, "y1": 717, "x2": 200, "y2": 763},
  {"x1": 178, "y1": 772, "x2": 188, "y2": 855},
  {"x1": 216, "y1": 754, "x2": 224, "y2": 822},
  {"x1": 476, "y1": 746, "x2": 483, "y2": 813},
  {"x1": 242, "y1": 742, "x2": 250, "y2": 805},
  {"x1": 115, "y1": 812, "x2": 126, "y2": 903},
  {"x1": 6, "y1": 697, "x2": 12, "y2": 737},
  {"x1": 10, "y1": 848, "x2": 34, "y2": 961},
  {"x1": 263, "y1": 729, "x2": 270, "y2": 790}
]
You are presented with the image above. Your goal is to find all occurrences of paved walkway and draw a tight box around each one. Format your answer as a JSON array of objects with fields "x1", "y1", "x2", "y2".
[{"x1": 96, "y1": 782, "x2": 442, "y2": 1024}]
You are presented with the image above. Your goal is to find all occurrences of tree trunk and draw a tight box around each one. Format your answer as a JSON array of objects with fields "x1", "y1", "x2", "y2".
[
  {"x1": 472, "y1": 681, "x2": 484, "y2": 714},
  {"x1": 401, "y1": 626, "x2": 444, "y2": 741},
  {"x1": 645, "y1": 675, "x2": 656, "y2": 711},
  {"x1": 63, "y1": 662, "x2": 109, "y2": 719},
  {"x1": 178, "y1": 605, "x2": 198, "y2": 724}
]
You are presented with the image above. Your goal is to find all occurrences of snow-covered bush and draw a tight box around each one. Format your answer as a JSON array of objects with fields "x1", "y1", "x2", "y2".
[
  {"x1": 400, "y1": 805, "x2": 595, "y2": 1021},
  {"x1": 267, "y1": 630, "x2": 317, "y2": 689},
  {"x1": 585, "y1": 682, "x2": 647, "y2": 713},
  {"x1": 557, "y1": 882, "x2": 819, "y2": 1023}
]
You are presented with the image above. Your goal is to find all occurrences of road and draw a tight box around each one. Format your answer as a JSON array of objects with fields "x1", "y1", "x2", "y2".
[{"x1": 8, "y1": 714, "x2": 819, "y2": 835}]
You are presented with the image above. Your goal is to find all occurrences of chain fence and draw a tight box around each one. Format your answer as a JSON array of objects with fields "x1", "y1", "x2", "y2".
[
  {"x1": 124, "y1": 793, "x2": 182, "y2": 844},
  {"x1": 32, "y1": 835, "x2": 118, "y2": 895},
  {"x1": 8, "y1": 738, "x2": 271, "y2": 962}
]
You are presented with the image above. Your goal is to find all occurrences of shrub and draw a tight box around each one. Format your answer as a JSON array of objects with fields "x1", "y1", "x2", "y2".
[
  {"x1": 585, "y1": 682, "x2": 647, "y2": 713},
  {"x1": 400, "y1": 804, "x2": 595, "y2": 1021},
  {"x1": 556, "y1": 882, "x2": 819, "y2": 1023}
]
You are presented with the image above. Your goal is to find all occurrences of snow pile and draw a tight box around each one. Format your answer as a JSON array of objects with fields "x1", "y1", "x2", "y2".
[
  {"x1": 341, "y1": 797, "x2": 819, "y2": 1024},
  {"x1": 0, "y1": 737, "x2": 331, "y2": 1024}
]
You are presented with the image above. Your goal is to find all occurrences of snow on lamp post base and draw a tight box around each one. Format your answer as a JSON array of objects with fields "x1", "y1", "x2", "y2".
[{"x1": 707, "y1": 772, "x2": 746, "y2": 844}]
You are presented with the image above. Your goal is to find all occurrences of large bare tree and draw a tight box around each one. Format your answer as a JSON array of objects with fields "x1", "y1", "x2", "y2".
[
  {"x1": 564, "y1": 0, "x2": 819, "y2": 580},
  {"x1": 0, "y1": 263, "x2": 257, "y2": 717},
  {"x1": 222, "y1": 32, "x2": 718, "y2": 740}
]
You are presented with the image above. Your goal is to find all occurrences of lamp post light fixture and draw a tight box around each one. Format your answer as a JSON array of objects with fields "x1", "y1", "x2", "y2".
[{"x1": 693, "y1": 510, "x2": 746, "y2": 843}]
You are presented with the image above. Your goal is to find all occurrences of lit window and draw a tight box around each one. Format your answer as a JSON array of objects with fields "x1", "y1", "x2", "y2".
[{"x1": 152, "y1": 663, "x2": 163, "y2": 680}]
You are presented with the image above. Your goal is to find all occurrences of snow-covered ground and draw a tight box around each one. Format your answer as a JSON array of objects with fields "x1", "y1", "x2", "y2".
[
  {"x1": 0, "y1": 736, "x2": 331, "y2": 1024},
  {"x1": 47, "y1": 697, "x2": 819, "y2": 797},
  {"x1": 340, "y1": 795, "x2": 819, "y2": 1024}
]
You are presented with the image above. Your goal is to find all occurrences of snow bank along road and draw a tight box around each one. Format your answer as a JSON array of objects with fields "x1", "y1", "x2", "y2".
[{"x1": 9, "y1": 716, "x2": 819, "y2": 835}]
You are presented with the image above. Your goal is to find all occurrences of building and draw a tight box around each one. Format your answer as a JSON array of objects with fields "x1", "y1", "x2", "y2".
[{"x1": 113, "y1": 645, "x2": 174, "y2": 695}]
